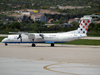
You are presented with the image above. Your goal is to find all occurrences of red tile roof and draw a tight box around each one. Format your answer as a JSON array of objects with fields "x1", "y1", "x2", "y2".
[
  {"x1": 97, "y1": 20, "x2": 100, "y2": 23},
  {"x1": 34, "y1": 14, "x2": 43, "y2": 17},
  {"x1": 69, "y1": 19, "x2": 75, "y2": 21},
  {"x1": 47, "y1": 19, "x2": 54, "y2": 23}
]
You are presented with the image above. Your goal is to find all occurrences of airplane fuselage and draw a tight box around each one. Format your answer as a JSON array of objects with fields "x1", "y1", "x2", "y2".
[{"x1": 2, "y1": 32, "x2": 86, "y2": 44}]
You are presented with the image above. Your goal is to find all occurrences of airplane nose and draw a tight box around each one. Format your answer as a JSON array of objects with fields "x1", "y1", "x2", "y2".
[
  {"x1": 2, "y1": 39, "x2": 5, "y2": 43},
  {"x1": 2, "y1": 38, "x2": 7, "y2": 43}
]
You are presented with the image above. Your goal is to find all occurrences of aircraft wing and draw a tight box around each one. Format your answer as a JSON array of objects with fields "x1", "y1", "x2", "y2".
[{"x1": 9, "y1": 32, "x2": 44, "y2": 39}]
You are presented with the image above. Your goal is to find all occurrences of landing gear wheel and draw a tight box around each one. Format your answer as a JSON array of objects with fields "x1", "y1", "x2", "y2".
[
  {"x1": 51, "y1": 43, "x2": 54, "y2": 47},
  {"x1": 32, "y1": 43, "x2": 35, "y2": 47},
  {"x1": 5, "y1": 43, "x2": 8, "y2": 46}
]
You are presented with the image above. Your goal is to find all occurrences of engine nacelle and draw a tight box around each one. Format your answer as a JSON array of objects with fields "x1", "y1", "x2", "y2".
[{"x1": 28, "y1": 34, "x2": 43, "y2": 40}]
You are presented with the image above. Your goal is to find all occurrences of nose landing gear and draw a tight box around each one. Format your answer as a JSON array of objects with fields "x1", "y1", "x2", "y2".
[{"x1": 5, "y1": 43, "x2": 8, "y2": 46}]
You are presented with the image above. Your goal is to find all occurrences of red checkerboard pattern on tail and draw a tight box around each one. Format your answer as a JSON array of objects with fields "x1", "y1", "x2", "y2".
[{"x1": 77, "y1": 17, "x2": 92, "y2": 34}]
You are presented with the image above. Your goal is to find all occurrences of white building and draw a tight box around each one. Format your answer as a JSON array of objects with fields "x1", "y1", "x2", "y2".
[
  {"x1": 21, "y1": 11, "x2": 30, "y2": 16},
  {"x1": 32, "y1": 13, "x2": 48, "y2": 22},
  {"x1": 84, "y1": 14, "x2": 100, "y2": 19}
]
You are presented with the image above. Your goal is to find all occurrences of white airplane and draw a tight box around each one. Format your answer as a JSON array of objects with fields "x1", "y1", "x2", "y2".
[{"x1": 2, "y1": 16, "x2": 92, "y2": 47}]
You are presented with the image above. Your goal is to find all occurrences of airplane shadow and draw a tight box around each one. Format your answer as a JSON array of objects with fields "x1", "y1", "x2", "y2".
[
  {"x1": 20, "y1": 45, "x2": 85, "y2": 48},
  {"x1": 3, "y1": 43, "x2": 96, "y2": 48}
]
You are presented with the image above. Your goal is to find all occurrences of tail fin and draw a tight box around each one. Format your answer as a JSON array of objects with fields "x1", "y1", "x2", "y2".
[{"x1": 76, "y1": 16, "x2": 92, "y2": 34}]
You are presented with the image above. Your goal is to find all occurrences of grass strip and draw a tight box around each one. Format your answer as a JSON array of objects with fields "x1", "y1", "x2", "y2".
[{"x1": 64, "y1": 39, "x2": 100, "y2": 45}]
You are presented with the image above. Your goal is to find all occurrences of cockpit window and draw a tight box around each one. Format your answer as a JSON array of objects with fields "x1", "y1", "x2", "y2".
[{"x1": 6, "y1": 36, "x2": 8, "y2": 38}]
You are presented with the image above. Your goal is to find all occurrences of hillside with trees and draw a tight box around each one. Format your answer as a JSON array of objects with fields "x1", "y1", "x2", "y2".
[
  {"x1": 0, "y1": 0, "x2": 100, "y2": 17},
  {"x1": 0, "y1": 0, "x2": 100, "y2": 36},
  {"x1": 0, "y1": 0, "x2": 100, "y2": 10}
]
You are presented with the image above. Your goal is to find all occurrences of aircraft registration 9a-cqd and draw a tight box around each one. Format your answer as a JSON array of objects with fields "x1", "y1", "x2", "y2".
[{"x1": 2, "y1": 16, "x2": 92, "y2": 47}]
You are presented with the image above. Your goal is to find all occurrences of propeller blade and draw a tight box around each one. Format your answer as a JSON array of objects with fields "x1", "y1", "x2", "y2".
[
  {"x1": 17, "y1": 34, "x2": 22, "y2": 42},
  {"x1": 20, "y1": 37, "x2": 22, "y2": 42},
  {"x1": 17, "y1": 34, "x2": 21, "y2": 39},
  {"x1": 39, "y1": 34, "x2": 44, "y2": 38}
]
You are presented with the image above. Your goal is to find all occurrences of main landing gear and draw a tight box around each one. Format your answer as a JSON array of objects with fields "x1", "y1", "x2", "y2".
[
  {"x1": 31, "y1": 39, "x2": 36, "y2": 47},
  {"x1": 51, "y1": 43, "x2": 54, "y2": 47},
  {"x1": 32, "y1": 43, "x2": 35, "y2": 47},
  {"x1": 31, "y1": 43, "x2": 54, "y2": 47},
  {"x1": 5, "y1": 43, "x2": 8, "y2": 46}
]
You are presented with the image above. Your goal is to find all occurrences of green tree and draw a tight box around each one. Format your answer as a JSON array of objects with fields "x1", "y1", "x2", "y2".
[
  {"x1": 31, "y1": 21, "x2": 46, "y2": 33},
  {"x1": 94, "y1": 23, "x2": 100, "y2": 32},
  {"x1": 11, "y1": 22, "x2": 21, "y2": 29},
  {"x1": 88, "y1": 23, "x2": 95, "y2": 31},
  {"x1": 70, "y1": 21, "x2": 79, "y2": 30},
  {"x1": 97, "y1": 17, "x2": 100, "y2": 21}
]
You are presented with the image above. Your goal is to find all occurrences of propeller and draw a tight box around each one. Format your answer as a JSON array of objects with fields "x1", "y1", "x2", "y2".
[
  {"x1": 9, "y1": 32, "x2": 28, "y2": 42},
  {"x1": 17, "y1": 34, "x2": 21, "y2": 39},
  {"x1": 39, "y1": 34, "x2": 44, "y2": 39},
  {"x1": 17, "y1": 34, "x2": 22, "y2": 42}
]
